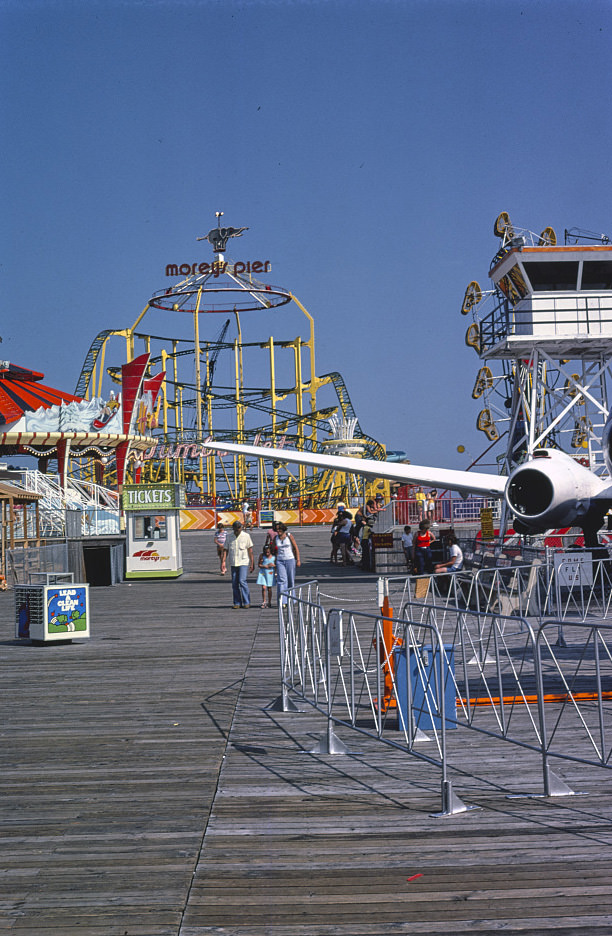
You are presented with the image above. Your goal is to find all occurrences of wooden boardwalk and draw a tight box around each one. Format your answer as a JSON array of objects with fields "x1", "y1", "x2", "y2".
[{"x1": 2, "y1": 528, "x2": 612, "y2": 935}]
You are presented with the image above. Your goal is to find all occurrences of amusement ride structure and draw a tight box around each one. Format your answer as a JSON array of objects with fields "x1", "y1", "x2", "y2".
[
  {"x1": 73, "y1": 215, "x2": 391, "y2": 508},
  {"x1": 462, "y1": 212, "x2": 612, "y2": 535},
  {"x1": 7, "y1": 211, "x2": 612, "y2": 545}
]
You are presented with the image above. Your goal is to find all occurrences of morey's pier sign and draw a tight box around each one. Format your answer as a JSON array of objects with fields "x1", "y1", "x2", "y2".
[{"x1": 165, "y1": 259, "x2": 272, "y2": 278}]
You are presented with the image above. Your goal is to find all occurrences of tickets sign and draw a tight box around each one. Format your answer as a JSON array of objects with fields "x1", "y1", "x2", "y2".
[{"x1": 122, "y1": 483, "x2": 186, "y2": 511}]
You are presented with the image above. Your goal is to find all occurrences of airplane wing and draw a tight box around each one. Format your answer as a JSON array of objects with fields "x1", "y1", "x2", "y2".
[{"x1": 202, "y1": 440, "x2": 508, "y2": 499}]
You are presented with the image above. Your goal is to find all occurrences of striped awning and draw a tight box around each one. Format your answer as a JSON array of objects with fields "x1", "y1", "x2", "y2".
[{"x1": 0, "y1": 362, "x2": 81, "y2": 426}]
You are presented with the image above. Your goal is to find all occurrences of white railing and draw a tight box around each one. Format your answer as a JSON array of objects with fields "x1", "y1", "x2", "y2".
[
  {"x1": 375, "y1": 496, "x2": 502, "y2": 532},
  {"x1": 12, "y1": 470, "x2": 120, "y2": 537},
  {"x1": 277, "y1": 586, "x2": 473, "y2": 816}
]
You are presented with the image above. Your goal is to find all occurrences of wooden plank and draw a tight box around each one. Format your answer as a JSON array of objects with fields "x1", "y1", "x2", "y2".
[{"x1": 1, "y1": 528, "x2": 612, "y2": 935}]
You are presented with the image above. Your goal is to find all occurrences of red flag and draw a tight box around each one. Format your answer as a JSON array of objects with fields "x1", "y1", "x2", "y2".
[{"x1": 121, "y1": 353, "x2": 150, "y2": 435}]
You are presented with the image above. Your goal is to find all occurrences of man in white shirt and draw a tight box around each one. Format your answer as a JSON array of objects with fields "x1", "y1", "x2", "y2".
[
  {"x1": 221, "y1": 521, "x2": 254, "y2": 608},
  {"x1": 434, "y1": 534, "x2": 463, "y2": 573}
]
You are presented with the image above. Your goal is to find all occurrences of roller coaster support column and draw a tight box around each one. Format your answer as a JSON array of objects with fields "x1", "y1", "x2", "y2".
[
  {"x1": 160, "y1": 349, "x2": 172, "y2": 483},
  {"x1": 95, "y1": 338, "x2": 108, "y2": 399},
  {"x1": 126, "y1": 303, "x2": 153, "y2": 362},
  {"x1": 231, "y1": 309, "x2": 247, "y2": 501},
  {"x1": 205, "y1": 345, "x2": 215, "y2": 500},
  {"x1": 291, "y1": 337, "x2": 306, "y2": 493},
  {"x1": 193, "y1": 288, "x2": 205, "y2": 493},
  {"x1": 262, "y1": 337, "x2": 280, "y2": 494},
  {"x1": 289, "y1": 293, "x2": 326, "y2": 453}
]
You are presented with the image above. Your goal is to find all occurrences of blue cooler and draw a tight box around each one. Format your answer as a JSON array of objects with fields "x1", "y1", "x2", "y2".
[{"x1": 393, "y1": 644, "x2": 457, "y2": 730}]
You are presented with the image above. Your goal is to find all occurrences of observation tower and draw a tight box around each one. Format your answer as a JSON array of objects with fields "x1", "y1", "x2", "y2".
[{"x1": 463, "y1": 213, "x2": 612, "y2": 531}]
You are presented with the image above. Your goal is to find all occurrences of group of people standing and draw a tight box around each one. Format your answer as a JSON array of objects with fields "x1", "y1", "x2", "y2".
[
  {"x1": 401, "y1": 521, "x2": 463, "y2": 574},
  {"x1": 214, "y1": 520, "x2": 301, "y2": 609},
  {"x1": 413, "y1": 487, "x2": 439, "y2": 522},
  {"x1": 329, "y1": 497, "x2": 384, "y2": 571},
  {"x1": 211, "y1": 497, "x2": 462, "y2": 611}
]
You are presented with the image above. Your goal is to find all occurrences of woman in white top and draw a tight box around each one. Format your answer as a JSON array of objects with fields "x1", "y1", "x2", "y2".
[{"x1": 275, "y1": 523, "x2": 301, "y2": 605}]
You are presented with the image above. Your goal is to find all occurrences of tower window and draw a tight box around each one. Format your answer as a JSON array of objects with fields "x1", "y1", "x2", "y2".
[
  {"x1": 581, "y1": 261, "x2": 612, "y2": 290},
  {"x1": 524, "y1": 261, "x2": 579, "y2": 291}
]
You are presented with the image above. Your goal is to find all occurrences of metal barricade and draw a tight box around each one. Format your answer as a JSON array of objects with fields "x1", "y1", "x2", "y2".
[
  {"x1": 535, "y1": 620, "x2": 612, "y2": 794},
  {"x1": 381, "y1": 550, "x2": 612, "y2": 630},
  {"x1": 550, "y1": 552, "x2": 612, "y2": 623},
  {"x1": 7, "y1": 543, "x2": 71, "y2": 586},
  {"x1": 276, "y1": 584, "x2": 476, "y2": 816},
  {"x1": 275, "y1": 575, "x2": 612, "y2": 815}
]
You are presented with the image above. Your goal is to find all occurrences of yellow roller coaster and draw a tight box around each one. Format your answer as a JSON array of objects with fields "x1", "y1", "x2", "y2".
[{"x1": 73, "y1": 222, "x2": 390, "y2": 508}]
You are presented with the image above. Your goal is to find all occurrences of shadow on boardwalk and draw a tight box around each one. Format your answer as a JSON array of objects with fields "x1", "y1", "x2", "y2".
[{"x1": 1, "y1": 528, "x2": 612, "y2": 935}]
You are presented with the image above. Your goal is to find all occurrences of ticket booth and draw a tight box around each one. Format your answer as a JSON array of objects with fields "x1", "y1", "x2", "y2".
[{"x1": 122, "y1": 483, "x2": 185, "y2": 579}]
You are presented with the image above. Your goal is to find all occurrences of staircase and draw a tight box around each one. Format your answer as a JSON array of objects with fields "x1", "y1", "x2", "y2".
[{"x1": 15, "y1": 471, "x2": 120, "y2": 537}]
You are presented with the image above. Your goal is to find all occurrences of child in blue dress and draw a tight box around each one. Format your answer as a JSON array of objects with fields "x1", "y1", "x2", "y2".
[{"x1": 257, "y1": 544, "x2": 276, "y2": 608}]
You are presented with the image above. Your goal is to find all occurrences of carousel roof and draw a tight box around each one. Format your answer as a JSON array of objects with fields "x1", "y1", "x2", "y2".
[{"x1": 0, "y1": 362, "x2": 81, "y2": 426}]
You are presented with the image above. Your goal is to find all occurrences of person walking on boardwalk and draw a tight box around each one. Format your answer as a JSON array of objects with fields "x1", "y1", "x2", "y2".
[
  {"x1": 242, "y1": 500, "x2": 253, "y2": 529},
  {"x1": 264, "y1": 520, "x2": 280, "y2": 554},
  {"x1": 275, "y1": 523, "x2": 301, "y2": 606},
  {"x1": 221, "y1": 520, "x2": 254, "y2": 608},
  {"x1": 257, "y1": 544, "x2": 276, "y2": 608},
  {"x1": 213, "y1": 522, "x2": 227, "y2": 574}
]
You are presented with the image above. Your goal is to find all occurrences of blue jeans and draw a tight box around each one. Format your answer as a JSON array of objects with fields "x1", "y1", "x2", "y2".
[
  {"x1": 276, "y1": 557, "x2": 296, "y2": 605},
  {"x1": 231, "y1": 564, "x2": 250, "y2": 607},
  {"x1": 415, "y1": 547, "x2": 432, "y2": 574}
]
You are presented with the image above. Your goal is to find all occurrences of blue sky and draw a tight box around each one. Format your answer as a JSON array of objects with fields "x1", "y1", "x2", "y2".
[{"x1": 2, "y1": 0, "x2": 611, "y2": 469}]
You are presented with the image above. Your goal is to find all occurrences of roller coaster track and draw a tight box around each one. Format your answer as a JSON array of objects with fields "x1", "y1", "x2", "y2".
[
  {"x1": 320, "y1": 372, "x2": 387, "y2": 460},
  {"x1": 74, "y1": 330, "x2": 123, "y2": 398},
  {"x1": 73, "y1": 332, "x2": 387, "y2": 503}
]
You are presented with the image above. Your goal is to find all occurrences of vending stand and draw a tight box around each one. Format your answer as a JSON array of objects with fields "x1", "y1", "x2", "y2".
[{"x1": 122, "y1": 483, "x2": 185, "y2": 579}]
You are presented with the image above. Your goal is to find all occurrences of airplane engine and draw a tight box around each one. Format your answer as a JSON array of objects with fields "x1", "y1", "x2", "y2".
[{"x1": 506, "y1": 448, "x2": 608, "y2": 533}]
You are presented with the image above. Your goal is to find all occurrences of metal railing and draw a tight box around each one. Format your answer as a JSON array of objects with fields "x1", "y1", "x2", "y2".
[
  {"x1": 535, "y1": 620, "x2": 612, "y2": 780},
  {"x1": 479, "y1": 297, "x2": 612, "y2": 350},
  {"x1": 383, "y1": 547, "x2": 612, "y2": 629},
  {"x1": 275, "y1": 584, "x2": 474, "y2": 815},
  {"x1": 275, "y1": 576, "x2": 612, "y2": 815},
  {"x1": 13, "y1": 471, "x2": 120, "y2": 537},
  {"x1": 377, "y1": 496, "x2": 502, "y2": 531},
  {"x1": 382, "y1": 562, "x2": 545, "y2": 631},
  {"x1": 7, "y1": 543, "x2": 71, "y2": 585}
]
